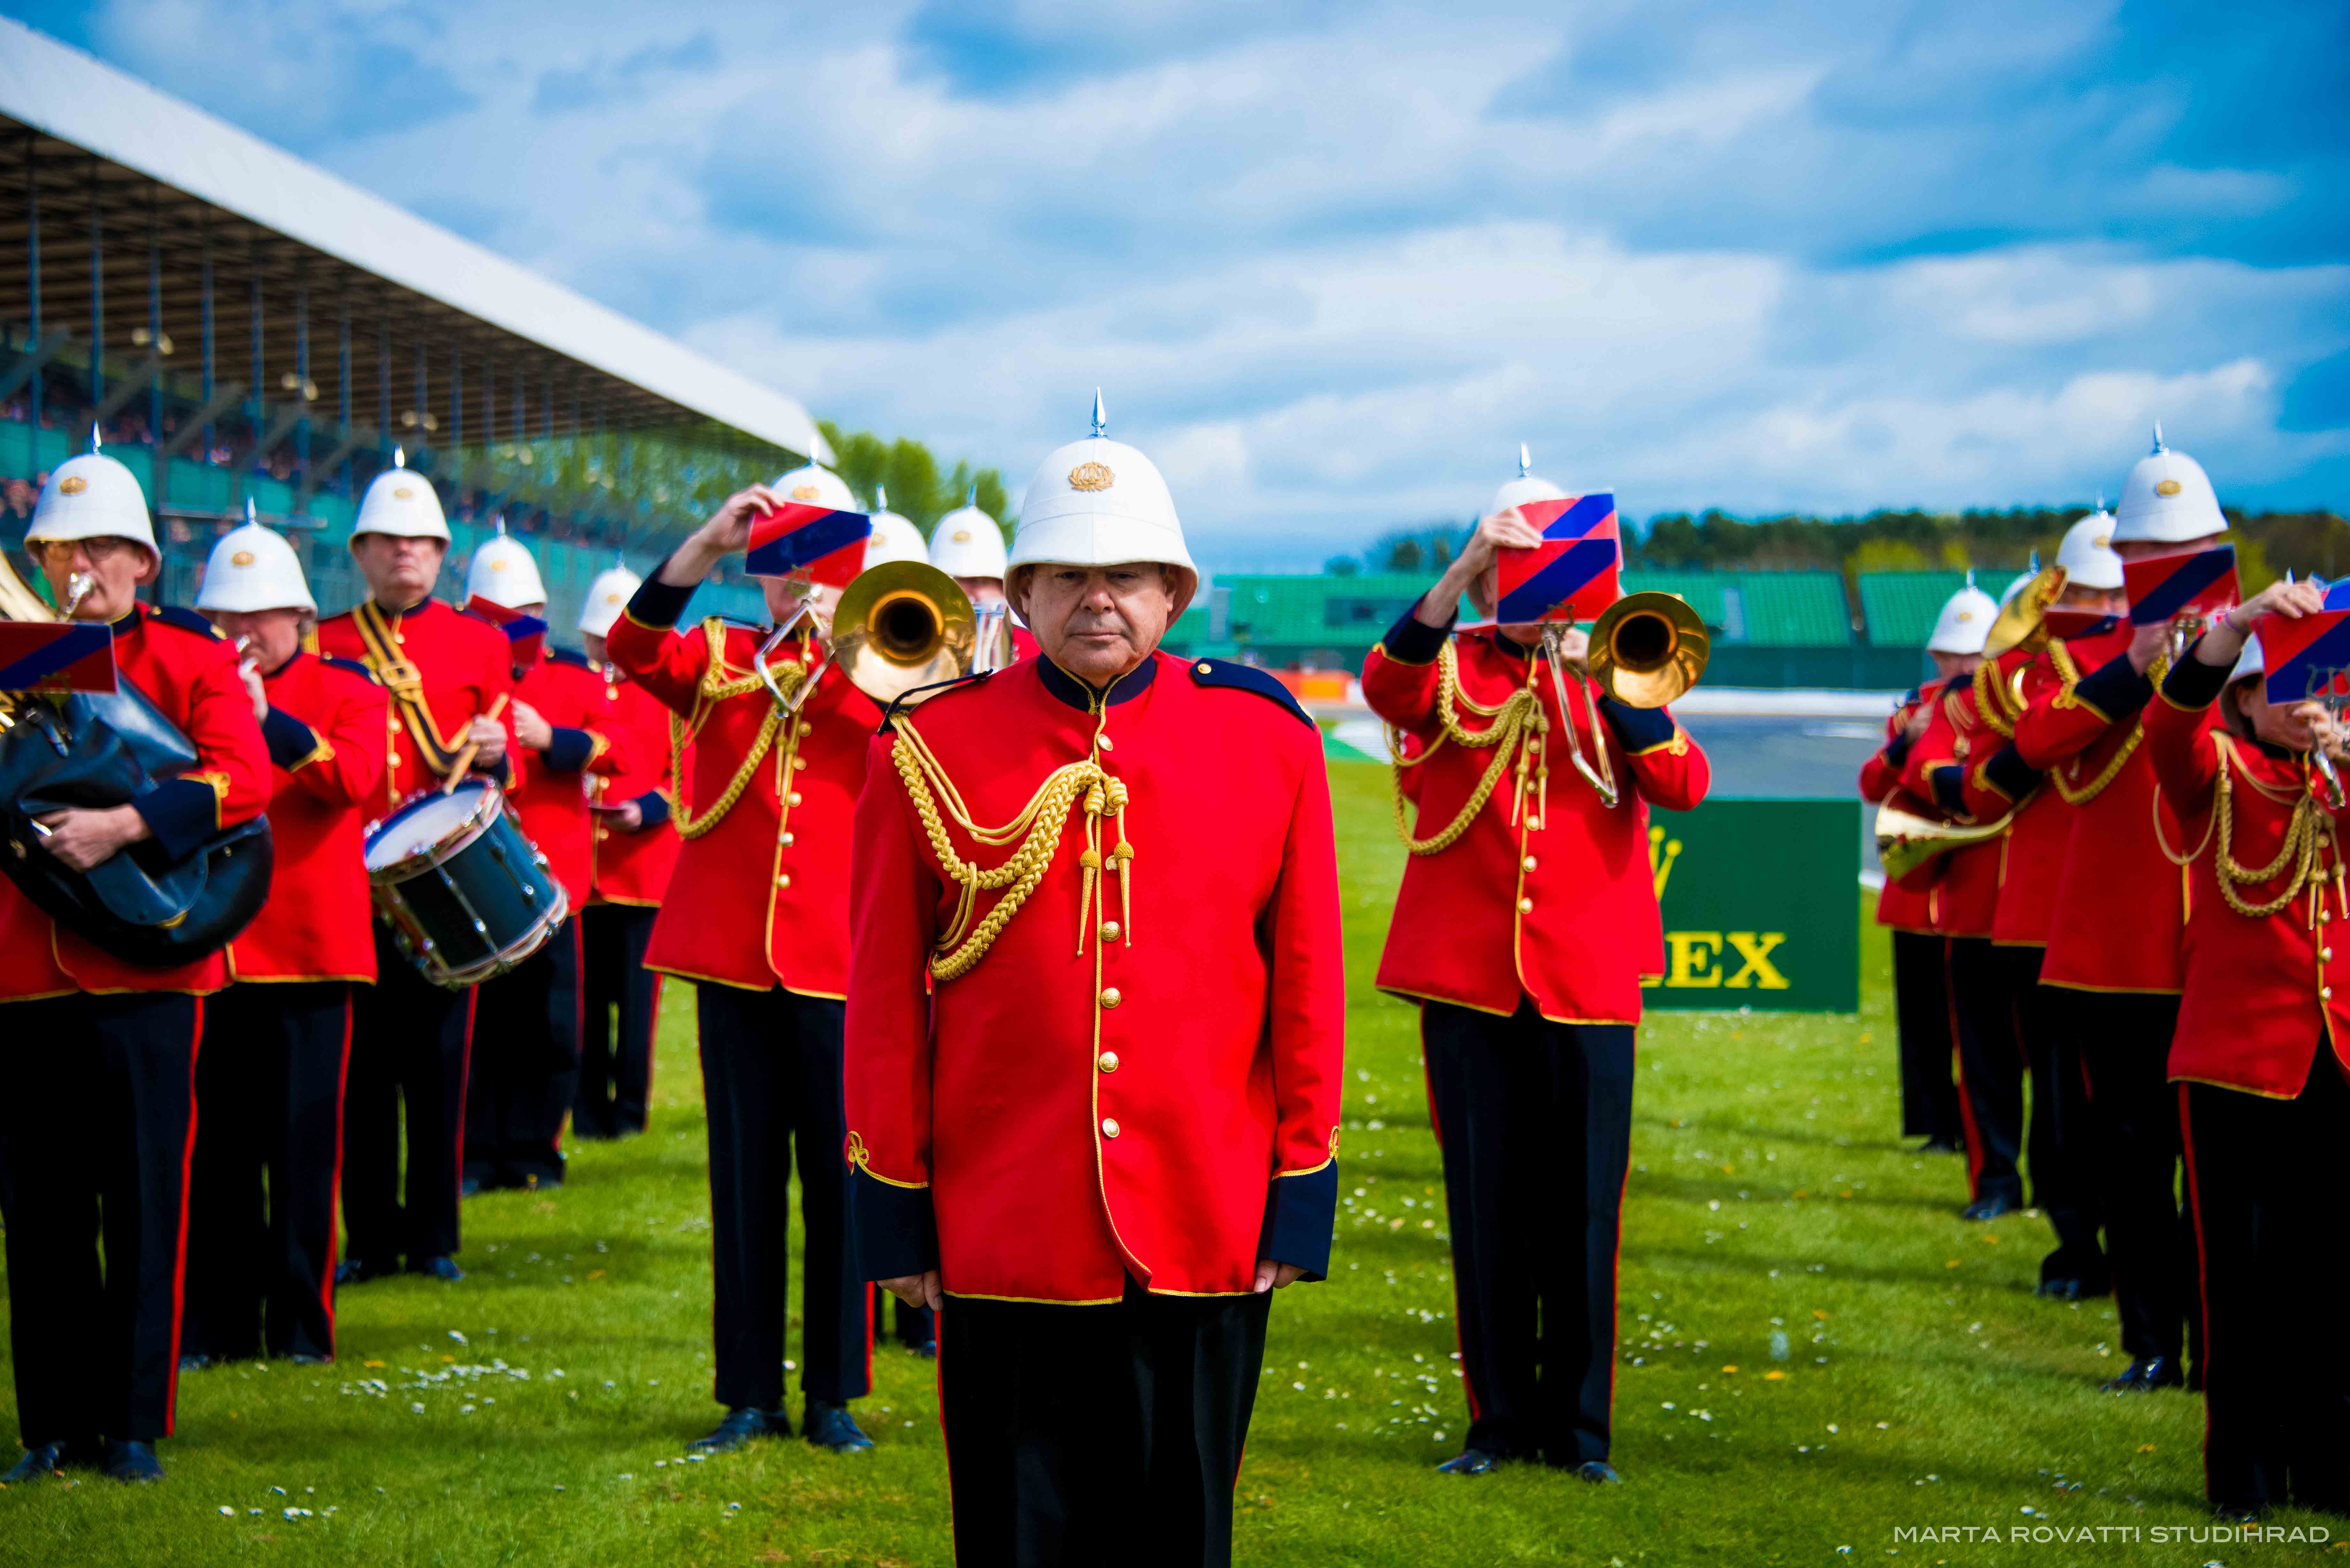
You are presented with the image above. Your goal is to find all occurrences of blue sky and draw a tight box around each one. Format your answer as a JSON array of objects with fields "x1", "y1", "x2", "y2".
[{"x1": 9, "y1": 0, "x2": 2347, "y2": 567}]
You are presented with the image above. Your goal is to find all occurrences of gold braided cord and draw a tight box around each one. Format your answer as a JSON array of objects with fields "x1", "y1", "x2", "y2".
[
  {"x1": 1388, "y1": 639, "x2": 1546, "y2": 856},
  {"x1": 1971, "y1": 658, "x2": 2018, "y2": 739},
  {"x1": 669, "y1": 616, "x2": 806, "y2": 841},
  {"x1": 2052, "y1": 723, "x2": 2142, "y2": 806},
  {"x1": 2206, "y1": 733, "x2": 2333, "y2": 919}
]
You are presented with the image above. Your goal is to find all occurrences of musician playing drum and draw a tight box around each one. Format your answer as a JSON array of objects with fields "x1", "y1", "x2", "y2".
[
  {"x1": 0, "y1": 453, "x2": 270, "y2": 1485},
  {"x1": 1360, "y1": 453, "x2": 1710, "y2": 1483},
  {"x1": 182, "y1": 520, "x2": 388, "y2": 1370},
  {"x1": 607, "y1": 460, "x2": 883, "y2": 1457},
  {"x1": 845, "y1": 403, "x2": 1344, "y2": 1565},
  {"x1": 317, "y1": 461, "x2": 519, "y2": 1284}
]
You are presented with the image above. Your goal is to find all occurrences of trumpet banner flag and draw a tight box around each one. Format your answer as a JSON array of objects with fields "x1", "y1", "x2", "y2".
[
  {"x1": 2124, "y1": 544, "x2": 2238, "y2": 627},
  {"x1": 2262, "y1": 607, "x2": 2350, "y2": 705},
  {"x1": 1496, "y1": 493, "x2": 1621, "y2": 624},
  {"x1": 745, "y1": 503, "x2": 871, "y2": 587},
  {"x1": 0, "y1": 621, "x2": 116, "y2": 693},
  {"x1": 2040, "y1": 608, "x2": 2122, "y2": 644},
  {"x1": 464, "y1": 596, "x2": 548, "y2": 667}
]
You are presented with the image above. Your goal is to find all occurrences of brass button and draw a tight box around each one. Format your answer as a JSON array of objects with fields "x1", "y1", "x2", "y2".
[
  {"x1": 1099, "y1": 987, "x2": 1122, "y2": 1009},
  {"x1": 1523, "y1": 856, "x2": 1537, "y2": 871},
  {"x1": 780, "y1": 832, "x2": 795, "y2": 847},
  {"x1": 797, "y1": 721, "x2": 812, "y2": 736},
  {"x1": 1518, "y1": 897, "x2": 1534, "y2": 913},
  {"x1": 792, "y1": 756, "x2": 807, "y2": 770},
  {"x1": 1098, "y1": 1051, "x2": 1119, "y2": 1073},
  {"x1": 2325, "y1": 986, "x2": 2335, "y2": 1001},
  {"x1": 595, "y1": 827, "x2": 610, "y2": 842},
  {"x1": 775, "y1": 873, "x2": 791, "y2": 889},
  {"x1": 388, "y1": 718, "x2": 401, "y2": 733},
  {"x1": 393, "y1": 632, "x2": 405, "y2": 645},
  {"x1": 1197, "y1": 663, "x2": 1212, "y2": 675},
  {"x1": 1100, "y1": 920, "x2": 1122, "y2": 943},
  {"x1": 788, "y1": 791, "x2": 803, "y2": 807},
  {"x1": 1096, "y1": 734, "x2": 1115, "y2": 752},
  {"x1": 1101, "y1": 1118, "x2": 1120, "y2": 1138},
  {"x1": 2325, "y1": 947, "x2": 2335, "y2": 961}
]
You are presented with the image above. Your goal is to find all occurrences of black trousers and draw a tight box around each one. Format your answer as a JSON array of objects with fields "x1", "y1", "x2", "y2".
[
  {"x1": 1422, "y1": 999, "x2": 1631, "y2": 1466},
  {"x1": 2000, "y1": 946, "x2": 2106, "y2": 1290},
  {"x1": 893, "y1": 1294, "x2": 936, "y2": 1349},
  {"x1": 2182, "y1": 1054, "x2": 2350, "y2": 1514},
  {"x1": 1946, "y1": 937, "x2": 2024, "y2": 1206},
  {"x1": 698, "y1": 983, "x2": 869, "y2": 1409},
  {"x1": 1891, "y1": 931, "x2": 1965, "y2": 1143},
  {"x1": 0, "y1": 992, "x2": 199, "y2": 1444},
  {"x1": 465, "y1": 917, "x2": 582, "y2": 1187},
  {"x1": 939, "y1": 1278, "x2": 1271, "y2": 1568},
  {"x1": 2076, "y1": 995, "x2": 2192, "y2": 1365},
  {"x1": 184, "y1": 982, "x2": 351, "y2": 1363},
  {"x1": 343, "y1": 924, "x2": 473, "y2": 1264},
  {"x1": 576, "y1": 903, "x2": 661, "y2": 1138}
]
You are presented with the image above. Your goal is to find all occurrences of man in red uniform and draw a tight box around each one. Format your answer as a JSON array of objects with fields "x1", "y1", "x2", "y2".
[
  {"x1": 575, "y1": 563, "x2": 680, "y2": 1141},
  {"x1": 0, "y1": 453, "x2": 270, "y2": 1484},
  {"x1": 459, "y1": 531, "x2": 628, "y2": 1192},
  {"x1": 2142, "y1": 577, "x2": 2348, "y2": 1517},
  {"x1": 928, "y1": 486, "x2": 1038, "y2": 668},
  {"x1": 1360, "y1": 455, "x2": 1709, "y2": 1483},
  {"x1": 317, "y1": 460, "x2": 519, "y2": 1284},
  {"x1": 610, "y1": 459, "x2": 883, "y2": 1456},
  {"x1": 182, "y1": 521, "x2": 386, "y2": 1370},
  {"x1": 2008, "y1": 434, "x2": 2227, "y2": 1393},
  {"x1": 847, "y1": 403, "x2": 1344, "y2": 1566}
]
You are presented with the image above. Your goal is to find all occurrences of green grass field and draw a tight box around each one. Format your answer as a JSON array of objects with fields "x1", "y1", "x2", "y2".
[{"x1": 1, "y1": 762, "x2": 2328, "y2": 1566}]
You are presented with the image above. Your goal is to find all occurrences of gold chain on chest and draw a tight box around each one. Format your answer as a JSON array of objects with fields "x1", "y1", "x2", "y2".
[
  {"x1": 1387, "y1": 640, "x2": 1550, "y2": 856},
  {"x1": 671, "y1": 617, "x2": 807, "y2": 840}
]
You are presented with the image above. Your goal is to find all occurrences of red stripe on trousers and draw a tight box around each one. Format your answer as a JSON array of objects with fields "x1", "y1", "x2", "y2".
[
  {"x1": 165, "y1": 998, "x2": 205, "y2": 1436},
  {"x1": 2176, "y1": 1083, "x2": 2218, "y2": 1501},
  {"x1": 1944, "y1": 939, "x2": 1987, "y2": 1199},
  {"x1": 322, "y1": 993, "x2": 352, "y2": 1353}
]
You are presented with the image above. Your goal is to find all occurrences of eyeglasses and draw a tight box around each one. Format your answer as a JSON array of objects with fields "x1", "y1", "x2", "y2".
[{"x1": 28, "y1": 537, "x2": 137, "y2": 566}]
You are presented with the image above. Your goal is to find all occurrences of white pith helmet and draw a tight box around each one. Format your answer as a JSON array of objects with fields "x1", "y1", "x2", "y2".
[
  {"x1": 929, "y1": 486, "x2": 1009, "y2": 581},
  {"x1": 1489, "y1": 442, "x2": 1569, "y2": 517},
  {"x1": 351, "y1": 448, "x2": 451, "y2": 542},
  {"x1": 1929, "y1": 574, "x2": 1997, "y2": 655},
  {"x1": 1009, "y1": 391, "x2": 1197, "y2": 613},
  {"x1": 770, "y1": 460, "x2": 858, "y2": 513},
  {"x1": 2112, "y1": 424, "x2": 2226, "y2": 546},
  {"x1": 2055, "y1": 500, "x2": 2124, "y2": 590},
  {"x1": 27, "y1": 450, "x2": 159, "y2": 559},
  {"x1": 196, "y1": 506, "x2": 315, "y2": 614},
  {"x1": 466, "y1": 522, "x2": 548, "y2": 609},
  {"x1": 2232, "y1": 631, "x2": 2265, "y2": 688},
  {"x1": 860, "y1": 508, "x2": 930, "y2": 572},
  {"x1": 579, "y1": 561, "x2": 642, "y2": 637}
]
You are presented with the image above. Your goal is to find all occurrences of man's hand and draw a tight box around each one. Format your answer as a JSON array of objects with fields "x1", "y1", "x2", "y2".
[
  {"x1": 611, "y1": 799, "x2": 645, "y2": 832},
  {"x1": 2125, "y1": 618, "x2": 2172, "y2": 675},
  {"x1": 1901, "y1": 702, "x2": 1934, "y2": 743},
  {"x1": 466, "y1": 713, "x2": 508, "y2": 769},
  {"x1": 239, "y1": 658, "x2": 268, "y2": 725},
  {"x1": 34, "y1": 804, "x2": 151, "y2": 872},
  {"x1": 1549, "y1": 624, "x2": 1589, "y2": 674},
  {"x1": 659, "y1": 485, "x2": 784, "y2": 588},
  {"x1": 1254, "y1": 1259, "x2": 1307, "y2": 1293},
  {"x1": 879, "y1": 1270, "x2": 944, "y2": 1312},
  {"x1": 511, "y1": 700, "x2": 554, "y2": 752},
  {"x1": 1417, "y1": 509, "x2": 1544, "y2": 628}
]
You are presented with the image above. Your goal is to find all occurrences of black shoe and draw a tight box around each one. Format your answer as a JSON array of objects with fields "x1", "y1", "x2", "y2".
[
  {"x1": 408, "y1": 1256, "x2": 464, "y2": 1282},
  {"x1": 804, "y1": 1399, "x2": 874, "y2": 1453},
  {"x1": 176, "y1": 1353, "x2": 215, "y2": 1373},
  {"x1": 1575, "y1": 1461, "x2": 1622, "y2": 1484},
  {"x1": 103, "y1": 1440, "x2": 163, "y2": 1483},
  {"x1": 1437, "y1": 1448, "x2": 1504, "y2": 1475},
  {"x1": 2211, "y1": 1501, "x2": 2269, "y2": 1523},
  {"x1": 1917, "y1": 1136, "x2": 1965, "y2": 1154},
  {"x1": 2103, "y1": 1355, "x2": 2184, "y2": 1394},
  {"x1": 2035, "y1": 1277, "x2": 2106, "y2": 1301},
  {"x1": 907, "y1": 1339, "x2": 938, "y2": 1360},
  {"x1": 691, "y1": 1406, "x2": 789, "y2": 1453},
  {"x1": 3, "y1": 1439, "x2": 98, "y2": 1483},
  {"x1": 334, "y1": 1256, "x2": 392, "y2": 1286},
  {"x1": 1961, "y1": 1195, "x2": 2018, "y2": 1221},
  {"x1": 459, "y1": 1176, "x2": 485, "y2": 1197},
  {"x1": 288, "y1": 1353, "x2": 331, "y2": 1366}
]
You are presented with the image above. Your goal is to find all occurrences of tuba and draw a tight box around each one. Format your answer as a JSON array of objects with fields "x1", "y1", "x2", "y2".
[
  {"x1": 1541, "y1": 592, "x2": 1710, "y2": 808},
  {"x1": 1984, "y1": 563, "x2": 2067, "y2": 659}
]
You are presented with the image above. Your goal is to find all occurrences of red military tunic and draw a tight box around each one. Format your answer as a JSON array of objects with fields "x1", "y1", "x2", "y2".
[
  {"x1": 502, "y1": 648, "x2": 629, "y2": 911},
  {"x1": 229, "y1": 652, "x2": 388, "y2": 982},
  {"x1": 1361, "y1": 624, "x2": 1710, "y2": 1025},
  {"x1": 587, "y1": 665, "x2": 680, "y2": 907},
  {"x1": 2016, "y1": 632, "x2": 2197, "y2": 995},
  {"x1": 1862, "y1": 685, "x2": 1943, "y2": 934},
  {"x1": 1916, "y1": 652, "x2": 2079, "y2": 948},
  {"x1": 2146, "y1": 653, "x2": 2350, "y2": 1095},
  {"x1": 606, "y1": 597, "x2": 882, "y2": 996},
  {"x1": 1900, "y1": 670, "x2": 2010, "y2": 940},
  {"x1": 844, "y1": 652, "x2": 1346, "y2": 1300},
  {"x1": 0, "y1": 605, "x2": 271, "y2": 999},
  {"x1": 316, "y1": 596, "x2": 519, "y2": 814}
]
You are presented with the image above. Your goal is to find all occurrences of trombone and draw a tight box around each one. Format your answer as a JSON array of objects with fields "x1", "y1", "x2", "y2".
[
  {"x1": 749, "y1": 561, "x2": 981, "y2": 715},
  {"x1": 1542, "y1": 592, "x2": 1710, "y2": 808}
]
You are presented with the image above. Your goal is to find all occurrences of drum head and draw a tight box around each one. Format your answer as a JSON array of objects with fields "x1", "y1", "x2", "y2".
[{"x1": 366, "y1": 781, "x2": 495, "y2": 872}]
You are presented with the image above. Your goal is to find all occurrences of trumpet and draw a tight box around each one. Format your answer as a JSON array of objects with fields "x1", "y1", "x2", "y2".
[
  {"x1": 1984, "y1": 563, "x2": 2067, "y2": 659},
  {"x1": 1541, "y1": 592, "x2": 1710, "y2": 809},
  {"x1": 972, "y1": 600, "x2": 1018, "y2": 675}
]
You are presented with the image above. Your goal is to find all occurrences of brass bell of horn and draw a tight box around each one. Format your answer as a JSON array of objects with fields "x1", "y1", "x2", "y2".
[
  {"x1": 1586, "y1": 591, "x2": 1709, "y2": 708},
  {"x1": 832, "y1": 560, "x2": 978, "y2": 708}
]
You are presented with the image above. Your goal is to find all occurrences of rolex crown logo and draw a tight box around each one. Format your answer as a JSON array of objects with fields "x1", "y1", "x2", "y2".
[
  {"x1": 231, "y1": 549, "x2": 256, "y2": 567},
  {"x1": 59, "y1": 475, "x2": 87, "y2": 496},
  {"x1": 1068, "y1": 461, "x2": 1115, "y2": 492}
]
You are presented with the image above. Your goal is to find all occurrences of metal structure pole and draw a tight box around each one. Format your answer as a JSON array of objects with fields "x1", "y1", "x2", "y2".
[
  {"x1": 25, "y1": 132, "x2": 40, "y2": 478},
  {"x1": 147, "y1": 187, "x2": 162, "y2": 493},
  {"x1": 339, "y1": 300, "x2": 352, "y2": 496},
  {"x1": 199, "y1": 214, "x2": 214, "y2": 463},
  {"x1": 87, "y1": 155, "x2": 101, "y2": 417}
]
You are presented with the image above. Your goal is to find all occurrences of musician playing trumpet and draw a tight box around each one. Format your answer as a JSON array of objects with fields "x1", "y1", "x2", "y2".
[{"x1": 1360, "y1": 454, "x2": 1709, "y2": 1482}]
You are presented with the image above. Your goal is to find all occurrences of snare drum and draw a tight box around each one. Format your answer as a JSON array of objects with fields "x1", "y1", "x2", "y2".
[{"x1": 365, "y1": 778, "x2": 568, "y2": 989}]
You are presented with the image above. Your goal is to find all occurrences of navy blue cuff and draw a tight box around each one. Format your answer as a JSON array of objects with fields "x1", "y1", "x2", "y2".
[
  {"x1": 542, "y1": 726, "x2": 593, "y2": 773},
  {"x1": 1598, "y1": 695, "x2": 1677, "y2": 752},
  {"x1": 484, "y1": 752, "x2": 516, "y2": 787},
  {"x1": 134, "y1": 778, "x2": 221, "y2": 860},
  {"x1": 2162, "y1": 639, "x2": 2234, "y2": 709},
  {"x1": 260, "y1": 707, "x2": 320, "y2": 771},
  {"x1": 626, "y1": 563, "x2": 696, "y2": 629},
  {"x1": 2074, "y1": 650, "x2": 2155, "y2": 723},
  {"x1": 1256, "y1": 1162, "x2": 1337, "y2": 1282},
  {"x1": 1929, "y1": 764, "x2": 1968, "y2": 817},
  {"x1": 633, "y1": 790, "x2": 670, "y2": 829},
  {"x1": 849, "y1": 1166, "x2": 938, "y2": 1282},
  {"x1": 1882, "y1": 729, "x2": 1915, "y2": 768},
  {"x1": 1982, "y1": 744, "x2": 2040, "y2": 801},
  {"x1": 1378, "y1": 604, "x2": 1452, "y2": 666}
]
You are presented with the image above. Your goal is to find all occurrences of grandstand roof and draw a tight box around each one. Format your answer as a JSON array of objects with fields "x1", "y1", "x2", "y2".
[
  {"x1": 0, "y1": 18, "x2": 826, "y2": 461},
  {"x1": 1855, "y1": 570, "x2": 1972, "y2": 648}
]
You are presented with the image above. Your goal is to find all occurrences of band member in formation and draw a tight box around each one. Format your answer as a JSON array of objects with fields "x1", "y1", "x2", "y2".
[
  {"x1": 318, "y1": 462, "x2": 519, "y2": 1283},
  {"x1": 1358, "y1": 458, "x2": 1709, "y2": 1482},
  {"x1": 929, "y1": 485, "x2": 1039, "y2": 664},
  {"x1": 0, "y1": 454, "x2": 270, "y2": 1484},
  {"x1": 847, "y1": 403, "x2": 1344, "y2": 1567},
  {"x1": 610, "y1": 460, "x2": 881, "y2": 1456},
  {"x1": 2142, "y1": 576, "x2": 2348, "y2": 1516},
  {"x1": 575, "y1": 563, "x2": 679, "y2": 1141},
  {"x1": 181, "y1": 523, "x2": 387, "y2": 1370},
  {"x1": 460, "y1": 531, "x2": 627, "y2": 1192},
  {"x1": 1860, "y1": 595, "x2": 1977, "y2": 1155}
]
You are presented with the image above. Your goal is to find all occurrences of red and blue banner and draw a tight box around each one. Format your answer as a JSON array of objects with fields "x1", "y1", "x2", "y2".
[
  {"x1": 2041, "y1": 608, "x2": 2122, "y2": 644},
  {"x1": 2125, "y1": 544, "x2": 2238, "y2": 627},
  {"x1": 0, "y1": 621, "x2": 116, "y2": 693},
  {"x1": 464, "y1": 596, "x2": 548, "y2": 667},
  {"x1": 1495, "y1": 493, "x2": 1620, "y2": 624},
  {"x1": 746, "y1": 503, "x2": 871, "y2": 587},
  {"x1": 2263, "y1": 607, "x2": 2350, "y2": 704}
]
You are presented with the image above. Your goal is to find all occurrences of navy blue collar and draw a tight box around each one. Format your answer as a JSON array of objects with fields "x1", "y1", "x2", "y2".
[
  {"x1": 1491, "y1": 628, "x2": 1537, "y2": 658},
  {"x1": 1039, "y1": 652, "x2": 1157, "y2": 713}
]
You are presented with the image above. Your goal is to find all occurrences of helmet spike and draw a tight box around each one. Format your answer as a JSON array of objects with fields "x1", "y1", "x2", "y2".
[
  {"x1": 966, "y1": 481, "x2": 978, "y2": 506},
  {"x1": 2028, "y1": 547, "x2": 2040, "y2": 573},
  {"x1": 2151, "y1": 420, "x2": 2166, "y2": 454},
  {"x1": 2095, "y1": 489, "x2": 2105, "y2": 513},
  {"x1": 875, "y1": 482, "x2": 888, "y2": 512},
  {"x1": 89, "y1": 423, "x2": 102, "y2": 452},
  {"x1": 1966, "y1": 568, "x2": 1977, "y2": 591},
  {"x1": 1518, "y1": 442, "x2": 1532, "y2": 479},
  {"x1": 393, "y1": 444, "x2": 406, "y2": 469},
  {"x1": 493, "y1": 514, "x2": 507, "y2": 536},
  {"x1": 245, "y1": 496, "x2": 258, "y2": 526},
  {"x1": 1090, "y1": 389, "x2": 1107, "y2": 439}
]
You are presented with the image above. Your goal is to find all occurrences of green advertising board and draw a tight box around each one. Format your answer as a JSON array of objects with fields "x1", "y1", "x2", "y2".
[{"x1": 1641, "y1": 797, "x2": 1858, "y2": 1012}]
